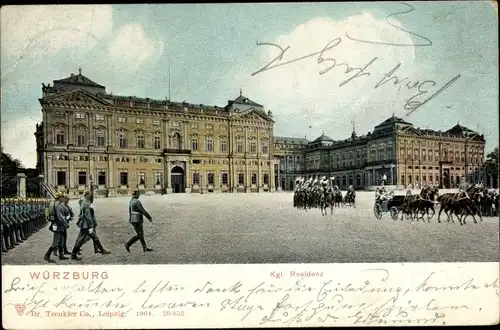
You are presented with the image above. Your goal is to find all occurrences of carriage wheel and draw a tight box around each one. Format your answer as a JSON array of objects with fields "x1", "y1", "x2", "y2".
[
  {"x1": 373, "y1": 204, "x2": 383, "y2": 219},
  {"x1": 390, "y1": 207, "x2": 399, "y2": 221}
]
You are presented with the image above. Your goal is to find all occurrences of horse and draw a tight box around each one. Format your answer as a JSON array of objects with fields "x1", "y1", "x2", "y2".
[
  {"x1": 319, "y1": 189, "x2": 334, "y2": 216},
  {"x1": 333, "y1": 190, "x2": 343, "y2": 208},
  {"x1": 344, "y1": 190, "x2": 356, "y2": 207}
]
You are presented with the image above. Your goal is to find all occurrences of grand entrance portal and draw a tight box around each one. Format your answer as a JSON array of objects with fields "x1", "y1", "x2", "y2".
[
  {"x1": 171, "y1": 166, "x2": 185, "y2": 193},
  {"x1": 443, "y1": 169, "x2": 450, "y2": 188}
]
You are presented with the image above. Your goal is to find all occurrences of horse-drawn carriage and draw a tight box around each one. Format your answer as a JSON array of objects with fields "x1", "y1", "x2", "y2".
[{"x1": 373, "y1": 192, "x2": 412, "y2": 220}]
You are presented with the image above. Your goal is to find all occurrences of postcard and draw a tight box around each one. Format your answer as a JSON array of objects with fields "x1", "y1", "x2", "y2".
[{"x1": 1, "y1": 2, "x2": 498, "y2": 328}]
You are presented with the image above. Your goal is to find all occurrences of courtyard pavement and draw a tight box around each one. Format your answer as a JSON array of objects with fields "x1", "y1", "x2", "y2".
[{"x1": 1, "y1": 191, "x2": 498, "y2": 265}]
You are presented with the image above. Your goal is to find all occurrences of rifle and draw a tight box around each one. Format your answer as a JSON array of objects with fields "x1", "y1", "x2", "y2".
[
  {"x1": 40, "y1": 181, "x2": 57, "y2": 199},
  {"x1": 89, "y1": 174, "x2": 95, "y2": 203}
]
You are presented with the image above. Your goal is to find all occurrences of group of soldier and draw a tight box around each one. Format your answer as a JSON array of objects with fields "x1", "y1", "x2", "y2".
[
  {"x1": 43, "y1": 190, "x2": 111, "y2": 263},
  {"x1": 293, "y1": 176, "x2": 356, "y2": 210},
  {"x1": 1, "y1": 197, "x2": 49, "y2": 253},
  {"x1": 2, "y1": 187, "x2": 155, "y2": 263}
]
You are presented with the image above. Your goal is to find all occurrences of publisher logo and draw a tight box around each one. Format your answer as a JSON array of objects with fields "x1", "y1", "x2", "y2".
[{"x1": 15, "y1": 304, "x2": 25, "y2": 316}]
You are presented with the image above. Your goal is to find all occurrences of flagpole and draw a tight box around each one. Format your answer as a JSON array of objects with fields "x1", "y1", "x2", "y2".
[{"x1": 168, "y1": 56, "x2": 171, "y2": 101}]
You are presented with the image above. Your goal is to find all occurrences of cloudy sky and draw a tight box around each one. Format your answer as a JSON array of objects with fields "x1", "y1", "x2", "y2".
[{"x1": 1, "y1": 2, "x2": 498, "y2": 168}]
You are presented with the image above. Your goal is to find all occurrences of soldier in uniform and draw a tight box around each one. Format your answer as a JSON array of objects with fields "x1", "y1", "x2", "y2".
[
  {"x1": 76, "y1": 192, "x2": 110, "y2": 256},
  {"x1": 2, "y1": 199, "x2": 17, "y2": 249},
  {"x1": 9, "y1": 198, "x2": 25, "y2": 243},
  {"x1": 60, "y1": 194, "x2": 74, "y2": 255},
  {"x1": 124, "y1": 189, "x2": 153, "y2": 253},
  {"x1": 44, "y1": 192, "x2": 69, "y2": 263},
  {"x1": 454, "y1": 178, "x2": 469, "y2": 202},
  {"x1": 1, "y1": 198, "x2": 10, "y2": 253},
  {"x1": 71, "y1": 191, "x2": 95, "y2": 261}
]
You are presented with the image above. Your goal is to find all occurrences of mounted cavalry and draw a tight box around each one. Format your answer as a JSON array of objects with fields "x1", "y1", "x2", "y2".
[{"x1": 293, "y1": 177, "x2": 356, "y2": 216}]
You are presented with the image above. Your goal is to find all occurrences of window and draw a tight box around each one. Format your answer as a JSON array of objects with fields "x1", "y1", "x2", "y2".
[
  {"x1": 95, "y1": 114, "x2": 105, "y2": 121},
  {"x1": 238, "y1": 173, "x2": 244, "y2": 185},
  {"x1": 120, "y1": 172, "x2": 128, "y2": 186},
  {"x1": 191, "y1": 136, "x2": 198, "y2": 151},
  {"x1": 75, "y1": 112, "x2": 85, "y2": 119},
  {"x1": 118, "y1": 117, "x2": 126, "y2": 123},
  {"x1": 171, "y1": 121, "x2": 180, "y2": 127},
  {"x1": 422, "y1": 149, "x2": 426, "y2": 161},
  {"x1": 96, "y1": 130, "x2": 105, "y2": 147},
  {"x1": 205, "y1": 136, "x2": 213, "y2": 152},
  {"x1": 207, "y1": 172, "x2": 214, "y2": 185},
  {"x1": 76, "y1": 129, "x2": 86, "y2": 146},
  {"x1": 205, "y1": 124, "x2": 213, "y2": 129},
  {"x1": 154, "y1": 172, "x2": 162, "y2": 186},
  {"x1": 55, "y1": 129, "x2": 65, "y2": 145},
  {"x1": 56, "y1": 171, "x2": 66, "y2": 186},
  {"x1": 136, "y1": 118, "x2": 144, "y2": 124},
  {"x1": 153, "y1": 119, "x2": 160, "y2": 126},
  {"x1": 169, "y1": 133, "x2": 181, "y2": 149},
  {"x1": 78, "y1": 171, "x2": 87, "y2": 186},
  {"x1": 191, "y1": 123, "x2": 198, "y2": 129},
  {"x1": 117, "y1": 131, "x2": 127, "y2": 148},
  {"x1": 136, "y1": 132, "x2": 145, "y2": 149},
  {"x1": 263, "y1": 173, "x2": 269, "y2": 185},
  {"x1": 137, "y1": 171, "x2": 145, "y2": 185},
  {"x1": 401, "y1": 175, "x2": 405, "y2": 185},
  {"x1": 192, "y1": 172, "x2": 200, "y2": 185},
  {"x1": 261, "y1": 140, "x2": 268, "y2": 154},
  {"x1": 219, "y1": 138, "x2": 227, "y2": 153},
  {"x1": 236, "y1": 138, "x2": 243, "y2": 153},
  {"x1": 249, "y1": 139, "x2": 256, "y2": 153},
  {"x1": 153, "y1": 135, "x2": 161, "y2": 150},
  {"x1": 221, "y1": 172, "x2": 228, "y2": 185},
  {"x1": 97, "y1": 171, "x2": 106, "y2": 185}
]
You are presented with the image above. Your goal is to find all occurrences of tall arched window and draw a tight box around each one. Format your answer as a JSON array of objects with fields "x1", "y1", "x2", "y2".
[
  {"x1": 95, "y1": 127, "x2": 106, "y2": 147},
  {"x1": 153, "y1": 133, "x2": 161, "y2": 150},
  {"x1": 248, "y1": 137, "x2": 256, "y2": 153},
  {"x1": 190, "y1": 135, "x2": 199, "y2": 151},
  {"x1": 219, "y1": 137, "x2": 227, "y2": 153},
  {"x1": 117, "y1": 130, "x2": 127, "y2": 149},
  {"x1": 261, "y1": 138, "x2": 268, "y2": 154},
  {"x1": 74, "y1": 125, "x2": 87, "y2": 147},
  {"x1": 53, "y1": 125, "x2": 66, "y2": 145},
  {"x1": 236, "y1": 137, "x2": 243, "y2": 153},
  {"x1": 169, "y1": 132, "x2": 182, "y2": 149},
  {"x1": 205, "y1": 136, "x2": 213, "y2": 152},
  {"x1": 136, "y1": 131, "x2": 145, "y2": 149}
]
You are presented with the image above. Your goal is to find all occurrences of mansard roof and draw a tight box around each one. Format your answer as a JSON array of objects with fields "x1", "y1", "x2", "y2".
[
  {"x1": 447, "y1": 122, "x2": 476, "y2": 135},
  {"x1": 374, "y1": 115, "x2": 413, "y2": 129},
  {"x1": 312, "y1": 132, "x2": 334, "y2": 143},
  {"x1": 229, "y1": 92, "x2": 263, "y2": 108},
  {"x1": 275, "y1": 136, "x2": 309, "y2": 145},
  {"x1": 53, "y1": 69, "x2": 105, "y2": 88}
]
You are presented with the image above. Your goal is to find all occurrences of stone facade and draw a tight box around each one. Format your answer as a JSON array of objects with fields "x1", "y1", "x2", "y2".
[
  {"x1": 35, "y1": 70, "x2": 276, "y2": 197},
  {"x1": 276, "y1": 116, "x2": 486, "y2": 190}
]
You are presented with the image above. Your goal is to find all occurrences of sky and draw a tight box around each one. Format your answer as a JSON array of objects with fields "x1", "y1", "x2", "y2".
[{"x1": 1, "y1": 2, "x2": 498, "y2": 168}]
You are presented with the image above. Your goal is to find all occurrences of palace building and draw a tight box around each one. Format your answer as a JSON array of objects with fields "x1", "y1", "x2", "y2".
[
  {"x1": 35, "y1": 69, "x2": 276, "y2": 197},
  {"x1": 275, "y1": 116, "x2": 486, "y2": 190}
]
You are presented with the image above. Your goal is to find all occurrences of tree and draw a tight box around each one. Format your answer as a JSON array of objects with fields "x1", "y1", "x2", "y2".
[{"x1": 1, "y1": 146, "x2": 25, "y2": 197}]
